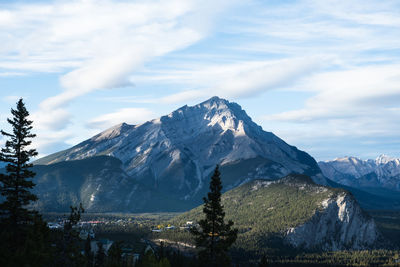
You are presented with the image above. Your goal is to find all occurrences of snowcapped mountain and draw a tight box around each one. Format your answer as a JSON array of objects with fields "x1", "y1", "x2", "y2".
[
  {"x1": 34, "y1": 96, "x2": 327, "y2": 212},
  {"x1": 319, "y1": 155, "x2": 400, "y2": 192}
]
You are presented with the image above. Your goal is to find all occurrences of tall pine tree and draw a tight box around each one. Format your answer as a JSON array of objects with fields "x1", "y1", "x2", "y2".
[
  {"x1": 0, "y1": 98, "x2": 53, "y2": 266},
  {"x1": 0, "y1": 98, "x2": 38, "y2": 232},
  {"x1": 191, "y1": 165, "x2": 238, "y2": 267}
]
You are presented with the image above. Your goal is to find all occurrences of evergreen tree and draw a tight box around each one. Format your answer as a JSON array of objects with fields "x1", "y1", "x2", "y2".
[
  {"x1": 190, "y1": 165, "x2": 238, "y2": 267},
  {"x1": 95, "y1": 242, "x2": 106, "y2": 267},
  {"x1": 107, "y1": 241, "x2": 123, "y2": 266},
  {"x1": 21, "y1": 214, "x2": 54, "y2": 266},
  {"x1": 0, "y1": 98, "x2": 38, "y2": 230},
  {"x1": 259, "y1": 254, "x2": 269, "y2": 267},
  {"x1": 56, "y1": 204, "x2": 85, "y2": 267},
  {"x1": 0, "y1": 99, "x2": 54, "y2": 266},
  {"x1": 137, "y1": 249, "x2": 171, "y2": 267},
  {"x1": 85, "y1": 235, "x2": 94, "y2": 267}
]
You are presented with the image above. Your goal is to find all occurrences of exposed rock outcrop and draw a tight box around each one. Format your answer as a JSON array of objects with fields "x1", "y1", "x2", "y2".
[{"x1": 285, "y1": 192, "x2": 379, "y2": 250}]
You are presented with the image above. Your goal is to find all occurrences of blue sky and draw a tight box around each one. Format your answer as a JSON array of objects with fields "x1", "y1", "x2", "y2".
[{"x1": 1, "y1": 0, "x2": 400, "y2": 161}]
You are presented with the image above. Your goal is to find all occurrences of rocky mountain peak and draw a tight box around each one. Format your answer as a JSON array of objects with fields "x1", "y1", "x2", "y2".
[
  {"x1": 333, "y1": 156, "x2": 361, "y2": 164},
  {"x1": 375, "y1": 154, "x2": 398, "y2": 165},
  {"x1": 32, "y1": 97, "x2": 328, "y2": 212},
  {"x1": 161, "y1": 96, "x2": 254, "y2": 136},
  {"x1": 203, "y1": 97, "x2": 252, "y2": 133},
  {"x1": 92, "y1": 122, "x2": 134, "y2": 142},
  {"x1": 199, "y1": 95, "x2": 230, "y2": 108}
]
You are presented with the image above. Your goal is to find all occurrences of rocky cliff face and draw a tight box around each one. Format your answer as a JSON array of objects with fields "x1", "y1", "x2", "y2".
[
  {"x1": 171, "y1": 174, "x2": 381, "y2": 253},
  {"x1": 285, "y1": 192, "x2": 379, "y2": 250}
]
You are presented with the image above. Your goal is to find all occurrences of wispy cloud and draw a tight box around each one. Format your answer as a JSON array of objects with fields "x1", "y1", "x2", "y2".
[
  {"x1": 136, "y1": 56, "x2": 326, "y2": 104},
  {"x1": 265, "y1": 64, "x2": 400, "y2": 123},
  {"x1": 0, "y1": 72, "x2": 26, "y2": 77},
  {"x1": 87, "y1": 107, "x2": 155, "y2": 130},
  {"x1": 0, "y1": 0, "x2": 227, "y2": 119},
  {"x1": 95, "y1": 95, "x2": 158, "y2": 104},
  {"x1": 1, "y1": 0, "x2": 399, "y2": 160},
  {"x1": 262, "y1": 63, "x2": 400, "y2": 160},
  {"x1": 225, "y1": 0, "x2": 400, "y2": 64},
  {"x1": 31, "y1": 108, "x2": 72, "y2": 131},
  {"x1": 0, "y1": 0, "x2": 230, "y2": 153},
  {"x1": 31, "y1": 129, "x2": 75, "y2": 156}
]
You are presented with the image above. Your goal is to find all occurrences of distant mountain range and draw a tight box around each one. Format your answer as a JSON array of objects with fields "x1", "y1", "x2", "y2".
[
  {"x1": 319, "y1": 155, "x2": 400, "y2": 192},
  {"x1": 31, "y1": 96, "x2": 327, "y2": 212},
  {"x1": 318, "y1": 155, "x2": 400, "y2": 211}
]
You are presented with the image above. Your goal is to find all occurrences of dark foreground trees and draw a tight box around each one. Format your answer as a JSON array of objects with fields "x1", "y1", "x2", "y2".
[
  {"x1": 0, "y1": 99, "x2": 131, "y2": 266},
  {"x1": 0, "y1": 98, "x2": 52, "y2": 266},
  {"x1": 56, "y1": 204, "x2": 86, "y2": 266},
  {"x1": 190, "y1": 165, "x2": 238, "y2": 267}
]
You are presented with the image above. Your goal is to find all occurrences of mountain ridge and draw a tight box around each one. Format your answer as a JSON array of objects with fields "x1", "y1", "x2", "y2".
[
  {"x1": 36, "y1": 96, "x2": 322, "y2": 180},
  {"x1": 30, "y1": 96, "x2": 330, "y2": 212},
  {"x1": 319, "y1": 155, "x2": 400, "y2": 192}
]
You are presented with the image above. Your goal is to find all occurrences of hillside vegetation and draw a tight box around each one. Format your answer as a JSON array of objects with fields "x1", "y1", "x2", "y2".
[{"x1": 159, "y1": 174, "x2": 346, "y2": 258}]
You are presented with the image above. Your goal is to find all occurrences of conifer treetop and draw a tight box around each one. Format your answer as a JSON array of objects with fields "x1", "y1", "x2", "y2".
[
  {"x1": 190, "y1": 165, "x2": 238, "y2": 266},
  {"x1": 0, "y1": 98, "x2": 38, "y2": 225}
]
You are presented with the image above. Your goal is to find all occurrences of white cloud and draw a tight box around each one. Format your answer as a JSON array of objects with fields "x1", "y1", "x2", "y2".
[
  {"x1": 308, "y1": 0, "x2": 400, "y2": 27},
  {"x1": 32, "y1": 129, "x2": 75, "y2": 156},
  {"x1": 225, "y1": 0, "x2": 400, "y2": 64},
  {"x1": 0, "y1": 0, "x2": 227, "y2": 125},
  {"x1": 261, "y1": 63, "x2": 400, "y2": 159},
  {"x1": 151, "y1": 57, "x2": 325, "y2": 103},
  {"x1": 31, "y1": 108, "x2": 72, "y2": 131},
  {"x1": 217, "y1": 0, "x2": 400, "y2": 159},
  {"x1": 0, "y1": 0, "x2": 200, "y2": 72},
  {"x1": 265, "y1": 64, "x2": 400, "y2": 122},
  {"x1": 0, "y1": 72, "x2": 26, "y2": 77},
  {"x1": 161, "y1": 90, "x2": 209, "y2": 104},
  {"x1": 0, "y1": 0, "x2": 230, "y2": 154},
  {"x1": 2, "y1": 0, "x2": 400, "y2": 160},
  {"x1": 96, "y1": 95, "x2": 158, "y2": 104},
  {"x1": 87, "y1": 107, "x2": 155, "y2": 130}
]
